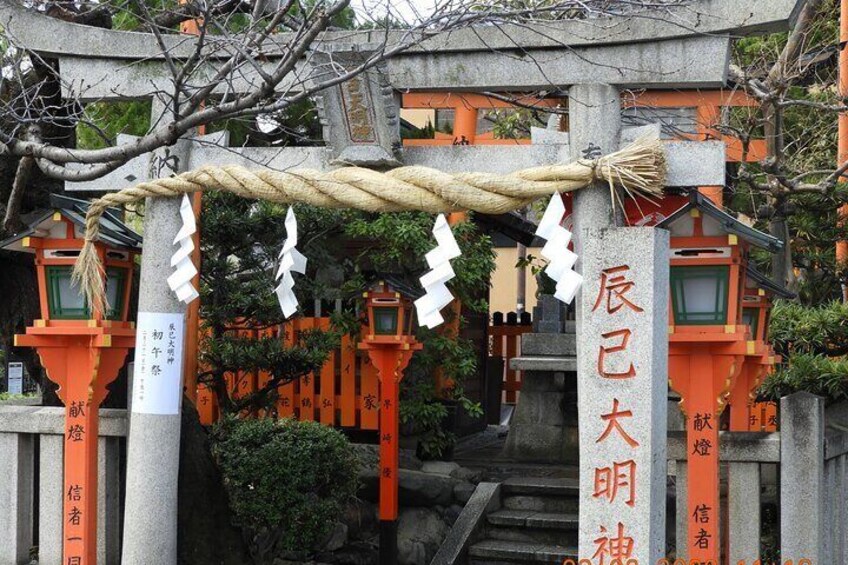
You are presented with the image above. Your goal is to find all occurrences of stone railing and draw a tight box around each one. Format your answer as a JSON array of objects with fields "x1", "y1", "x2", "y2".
[
  {"x1": 0, "y1": 404, "x2": 126, "y2": 565},
  {"x1": 670, "y1": 392, "x2": 843, "y2": 563},
  {"x1": 1, "y1": 393, "x2": 843, "y2": 565}
]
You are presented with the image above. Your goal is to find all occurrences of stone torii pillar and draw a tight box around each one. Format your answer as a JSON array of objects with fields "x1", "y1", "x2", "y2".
[
  {"x1": 572, "y1": 84, "x2": 669, "y2": 564},
  {"x1": 121, "y1": 100, "x2": 192, "y2": 565}
]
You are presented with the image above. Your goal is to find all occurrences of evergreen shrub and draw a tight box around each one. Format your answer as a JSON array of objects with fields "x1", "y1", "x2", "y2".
[{"x1": 212, "y1": 417, "x2": 358, "y2": 562}]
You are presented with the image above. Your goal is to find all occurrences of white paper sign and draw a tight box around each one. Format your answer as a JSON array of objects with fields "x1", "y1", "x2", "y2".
[
  {"x1": 7, "y1": 362, "x2": 23, "y2": 395},
  {"x1": 132, "y1": 312, "x2": 186, "y2": 414}
]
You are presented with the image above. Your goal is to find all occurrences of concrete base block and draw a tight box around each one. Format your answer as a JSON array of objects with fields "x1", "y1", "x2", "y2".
[
  {"x1": 503, "y1": 371, "x2": 578, "y2": 463},
  {"x1": 0, "y1": 432, "x2": 34, "y2": 565},
  {"x1": 39, "y1": 435, "x2": 64, "y2": 565},
  {"x1": 521, "y1": 334, "x2": 576, "y2": 357},
  {"x1": 98, "y1": 437, "x2": 122, "y2": 565}
]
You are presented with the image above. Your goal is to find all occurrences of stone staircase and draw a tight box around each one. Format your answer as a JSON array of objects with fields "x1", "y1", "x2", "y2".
[{"x1": 468, "y1": 477, "x2": 579, "y2": 564}]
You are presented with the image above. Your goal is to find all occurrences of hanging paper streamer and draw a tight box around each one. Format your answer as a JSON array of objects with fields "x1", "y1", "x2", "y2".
[
  {"x1": 536, "y1": 194, "x2": 583, "y2": 304},
  {"x1": 167, "y1": 194, "x2": 200, "y2": 304},
  {"x1": 415, "y1": 214, "x2": 462, "y2": 329},
  {"x1": 275, "y1": 207, "x2": 307, "y2": 318}
]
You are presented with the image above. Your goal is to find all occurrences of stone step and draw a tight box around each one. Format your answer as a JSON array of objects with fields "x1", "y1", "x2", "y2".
[
  {"x1": 502, "y1": 494, "x2": 579, "y2": 514},
  {"x1": 468, "y1": 539, "x2": 577, "y2": 563},
  {"x1": 486, "y1": 509, "x2": 579, "y2": 546},
  {"x1": 509, "y1": 356, "x2": 577, "y2": 373},
  {"x1": 520, "y1": 333, "x2": 577, "y2": 356},
  {"x1": 502, "y1": 477, "x2": 579, "y2": 496},
  {"x1": 487, "y1": 509, "x2": 579, "y2": 530},
  {"x1": 486, "y1": 524, "x2": 579, "y2": 547}
]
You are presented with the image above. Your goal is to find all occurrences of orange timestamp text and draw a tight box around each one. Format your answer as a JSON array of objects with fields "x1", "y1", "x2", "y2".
[{"x1": 563, "y1": 560, "x2": 812, "y2": 565}]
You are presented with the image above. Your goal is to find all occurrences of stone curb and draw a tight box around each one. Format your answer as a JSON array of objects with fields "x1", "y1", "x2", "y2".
[{"x1": 429, "y1": 482, "x2": 500, "y2": 565}]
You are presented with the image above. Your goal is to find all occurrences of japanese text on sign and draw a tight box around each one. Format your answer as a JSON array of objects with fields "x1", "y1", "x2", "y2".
[{"x1": 132, "y1": 312, "x2": 185, "y2": 414}]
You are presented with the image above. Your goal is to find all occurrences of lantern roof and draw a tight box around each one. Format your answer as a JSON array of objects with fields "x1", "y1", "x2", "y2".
[
  {"x1": 657, "y1": 191, "x2": 783, "y2": 253},
  {"x1": 367, "y1": 275, "x2": 425, "y2": 301},
  {"x1": 0, "y1": 195, "x2": 143, "y2": 254},
  {"x1": 745, "y1": 265, "x2": 796, "y2": 300},
  {"x1": 478, "y1": 211, "x2": 543, "y2": 247}
]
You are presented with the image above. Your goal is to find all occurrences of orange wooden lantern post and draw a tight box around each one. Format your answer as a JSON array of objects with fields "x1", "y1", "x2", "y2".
[
  {"x1": 728, "y1": 268, "x2": 793, "y2": 432},
  {"x1": 1, "y1": 195, "x2": 140, "y2": 565},
  {"x1": 358, "y1": 281, "x2": 422, "y2": 565},
  {"x1": 658, "y1": 192, "x2": 783, "y2": 563}
]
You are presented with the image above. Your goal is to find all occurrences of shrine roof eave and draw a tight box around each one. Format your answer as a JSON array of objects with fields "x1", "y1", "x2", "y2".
[
  {"x1": 0, "y1": 0, "x2": 804, "y2": 61},
  {"x1": 657, "y1": 191, "x2": 783, "y2": 253},
  {"x1": 369, "y1": 275, "x2": 426, "y2": 301},
  {"x1": 0, "y1": 195, "x2": 143, "y2": 253},
  {"x1": 746, "y1": 265, "x2": 796, "y2": 300},
  {"x1": 477, "y1": 212, "x2": 542, "y2": 247}
]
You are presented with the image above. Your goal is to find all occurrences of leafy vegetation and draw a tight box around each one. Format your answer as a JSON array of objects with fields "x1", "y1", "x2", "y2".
[
  {"x1": 759, "y1": 301, "x2": 848, "y2": 403},
  {"x1": 341, "y1": 211, "x2": 495, "y2": 458},
  {"x1": 198, "y1": 192, "x2": 495, "y2": 456},
  {"x1": 728, "y1": 2, "x2": 848, "y2": 403},
  {"x1": 76, "y1": 101, "x2": 151, "y2": 150},
  {"x1": 212, "y1": 417, "x2": 358, "y2": 562},
  {"x1": 768, "y1": 300, "x2": 848, "y2": 358},
  {"x1": 759, "y1": 353, "x2": 848, "y2": 404},
  {"x1": 0, "y1": 392, "x2": 36, "y2": 402},
  {"x1": 198, "y1": 193, "x2": 340, "y2": 416}
]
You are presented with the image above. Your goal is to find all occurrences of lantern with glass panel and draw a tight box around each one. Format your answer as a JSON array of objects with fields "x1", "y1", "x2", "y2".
[
  {"x1": 1, "y1": 195, "x2": 141, "y2": 325},
  {"x1": 0, "y1": 195, "x2": 141, "y2": 565},
  {"x1": 358, "y1": 279, "x2": 422, "y2": 564},
  {"x1": 659, "y1": 192, "x2": 783, "y2": 340},
  {"x1": 659, "y1": 191, "x2": 786, "y2": 563},
  {"x1": 729, "y1": 266, "x2": 794, "y2": 431},
  {"x1": 363, "y1": 281, "x2": 416, "y2": 345}
]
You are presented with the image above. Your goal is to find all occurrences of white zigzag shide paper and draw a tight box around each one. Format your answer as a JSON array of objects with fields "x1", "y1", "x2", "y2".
[
  {"x1": 166, "y1": 194, "x2": 200, "y2": 304},
  {"x1": 275, "y1": 207, "x2": 307, "y2": 318},
  {"x1": 415, "y1": 214, "x2": 462, "y2": 329},
  {"x1": 536, "y1": 194, "x2": 583, "y2": 304}
]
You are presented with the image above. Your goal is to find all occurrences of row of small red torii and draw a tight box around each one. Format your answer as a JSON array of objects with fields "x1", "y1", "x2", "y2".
[
  {"x1": 194, "y1": 316, "x2": 776, "y2": 434},
  {"x1": 195, "y1": 318, "x2": 384, "y2": 429}
]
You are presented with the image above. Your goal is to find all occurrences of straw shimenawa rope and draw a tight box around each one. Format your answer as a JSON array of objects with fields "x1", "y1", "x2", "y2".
[{"x1": 73, "y1": 135, "x2": 666, "y2": 316}]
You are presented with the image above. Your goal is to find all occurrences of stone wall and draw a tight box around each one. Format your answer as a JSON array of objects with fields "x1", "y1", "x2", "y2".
[{"x1": 285, "y1": 445, "x2": 482, "y2": 565}]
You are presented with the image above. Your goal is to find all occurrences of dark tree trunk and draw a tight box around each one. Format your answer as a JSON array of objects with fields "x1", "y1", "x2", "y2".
[
  {"x1": 769, "y1": 201, "x2": 797, "y2": 291},
  {"x1": 178, "y1": 400, "x2": 252, "y2": 565}
]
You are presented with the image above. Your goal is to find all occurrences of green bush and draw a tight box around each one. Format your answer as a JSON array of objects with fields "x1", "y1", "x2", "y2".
[
  {"x1": 758, "y1": 353, "x2": 848, "y2": 404},
  {"x1": 212, "y1": 418, "x2": 358, "y2": 562},
  {"x1": 758, "y1": 300, "x2": 848, "y2": 404},
  {"x1": 769, "y1": 300, "x2": 848, "y2": 358}
]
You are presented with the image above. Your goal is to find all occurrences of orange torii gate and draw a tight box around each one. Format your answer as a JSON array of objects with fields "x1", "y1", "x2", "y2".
[{"x1": 195, "y1": 317, "x2": 383, "y2": 430}]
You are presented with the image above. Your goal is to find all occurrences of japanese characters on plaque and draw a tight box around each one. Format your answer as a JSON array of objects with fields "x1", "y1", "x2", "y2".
[
  {"x1": 688, "y1": 405, "x2": 718, "y2": 557},
  {"x1": 132, "y1": 312, "x2": 186, "y2": 414},
  {"x1": 577, "y1": 228, "x2": 669, "y2": 565},
  {"x1": 64, "y1": 396, "x2": 89, "y2": 564}
]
